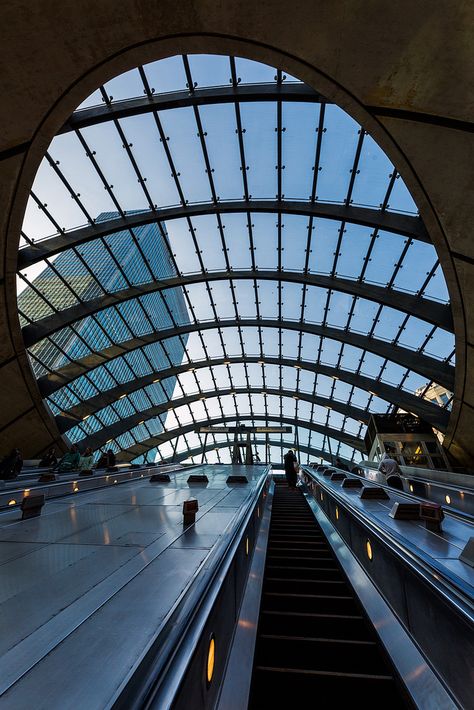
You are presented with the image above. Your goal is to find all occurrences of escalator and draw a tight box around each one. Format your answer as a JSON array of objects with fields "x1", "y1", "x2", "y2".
[{"x1": 248, "y1": 480, "x2": 412, "y2": 708}]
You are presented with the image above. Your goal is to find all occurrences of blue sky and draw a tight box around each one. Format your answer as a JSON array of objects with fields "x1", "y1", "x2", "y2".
[{"x1": 17, "y1": 54, "x2": 454, "y2": 465}]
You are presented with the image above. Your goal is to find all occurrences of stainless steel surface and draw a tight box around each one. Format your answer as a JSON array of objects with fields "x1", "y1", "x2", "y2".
[
  {"x1": 303, "y1": 490, "x2": 459, "y2": 710},
  {"x1": 304, "y1": 467, "x2": 474, "y2": 597},
  {"x1": 0, "y1": 464, "x2": 269, "y2": 709},
  {"x1": 216, "y1": 480, "x2": 274, "y2": 710}
]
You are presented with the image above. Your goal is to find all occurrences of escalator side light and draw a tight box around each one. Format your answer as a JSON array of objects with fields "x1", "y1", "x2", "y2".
[
  {"x1": 335, "y1": 506, "x2": 339, "y2": 520},
  {"x1": 206, "y1": 635, "x2": 215, "y2": 686},
  {"x1": 366, "y1": 539, "x2": 373, "y2": 561},
  {"x1": 445, "y1": 495, "x2": 451, "y2": 505},
  {"x1": 245, "y1": 536, "x2": 249, "y2": 556}
]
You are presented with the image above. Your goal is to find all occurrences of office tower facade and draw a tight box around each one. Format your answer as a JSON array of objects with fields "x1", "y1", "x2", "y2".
[{"x1": 18, "y1": 214, "x2": 189, "y2": 463}]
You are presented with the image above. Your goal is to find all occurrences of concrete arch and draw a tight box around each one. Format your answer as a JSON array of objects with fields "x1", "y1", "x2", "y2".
[{"x1": 0, "y1": 8, "x2": 470, "y2": 462}]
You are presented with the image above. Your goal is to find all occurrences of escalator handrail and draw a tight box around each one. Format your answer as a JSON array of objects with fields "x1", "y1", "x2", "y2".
[
  {"x1": 112, "y1": 467, "x2": 270, "y2": 710},
  {"x1": 301, "y1": 467, "x2": 474, "y2": 618}
]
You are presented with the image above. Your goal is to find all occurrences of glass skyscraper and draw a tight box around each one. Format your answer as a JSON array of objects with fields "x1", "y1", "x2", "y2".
[{"x1": 18, "y1": 213, "x2": 189, "y2": 463}]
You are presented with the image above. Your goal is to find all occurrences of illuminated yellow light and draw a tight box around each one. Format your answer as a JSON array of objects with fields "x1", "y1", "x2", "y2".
[
  {"x1": 293, "y1": 396, "x2": 299, "y2": 400},
  {"x1": 188, "y1": 368, "x2": 196, "y2": 372},
  {"x1": 320, "y1": 492, "x2": 324, "y2": 501},
  {"x1": 114, "y1": 479, "x2": 118, "y2": 484},
  {"x1": 332, "y1": 375, "x2": 339, "y2": 380},
  {"x1": 82, "y1": 414, "x2": 90, "y2": 421},
  {"x1": 445, "y1": 495, "x2": 451, "y2": 505},
  {"x1": 200, "y1": 396, "x2": 206, "y2": 400},
  {"x1": 335, "y1": 506, "x2": 339, "y2": 520},
  {"x1": 325, "y1": 405, "x2": 332, "y2": 410},
  {"x1": 366, "y1": 539, "x2": 373, "y2": 561},
  {"x1": 106, "y1": 476, "x2": 109, "y2": 481},
  {"x1": 138, "y1": 420, "x2": 145, "y2": 425},
  {"x1": 258, "y1": 360, "x2": 265, "y2": 364},
  {"x1": 369, "y1": 391, "x2": 378, "y2": 397},
  {"x1": 409, "y1": 484, "x2": 414, "y2": 493},
  {"x1": 73, "y1": 486, "x2": 79, "y2": 493},
  {"x1": 119, "y1": 394, "x2": 127, "y2": 399},
  {"x1": 23, "y1": 489, "x2": 30, "y2": 497},
  {"x1": 294, "y1": 364, "x2": 301, "y2": 369},
  {"x1": 223, "y1": 360, "x2": 231, "y2": 365},
  {"x1": 152, "y1": 378, "x2": 160, "y2": 383},
  {"x1": 206, "y1": 635, "x2": 215, "y2": 685},
  {"x1": 8, "y1": 500, "x2": 16, "y2": 506},
  {"x1": 245, "y1": 536, "x2": 249, "y2": 556}
]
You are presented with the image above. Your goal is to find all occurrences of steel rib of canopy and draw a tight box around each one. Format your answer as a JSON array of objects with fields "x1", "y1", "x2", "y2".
[
  {"x1": 175, "y1": 441, "x2": 353, "y2": 467},
  {"x1": 18, "y1": 53, "x2": 454, "y2": 464},
  {"x1": 48, "y1": 356, "x2": 446, "y2": 429}
]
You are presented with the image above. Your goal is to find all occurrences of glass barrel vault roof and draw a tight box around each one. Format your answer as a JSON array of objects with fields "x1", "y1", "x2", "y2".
[{"x1": 17, "y1": 54, "x2": 455, "y2": 466}]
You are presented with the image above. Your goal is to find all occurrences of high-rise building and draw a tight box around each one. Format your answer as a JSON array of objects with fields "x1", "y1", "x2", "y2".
[{"x1": 18, "y1": 214, "x2": 189, "y2": 463}]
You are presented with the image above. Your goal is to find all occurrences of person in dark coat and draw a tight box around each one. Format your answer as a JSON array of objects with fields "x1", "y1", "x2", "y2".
[
  {"x1": 335, "y1": 457, "x2": 349, "y2": 471},
  {"x1": 96, "y1": 449, "x2": 116, "y2": 469},
  {"x1": 0, "y1": 449, "x2": 22, "y2": 480},
  {"x1": 39, "y1": 448, "x2": 58, "y2": 468},
  {"x1": 284, "y1": 449, "x2": 298, "y2": 489}
]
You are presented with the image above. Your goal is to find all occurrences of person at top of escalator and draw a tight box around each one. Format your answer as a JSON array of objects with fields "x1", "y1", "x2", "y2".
[
  {"x1": 378, "y1": 453, "x2": 401, "y2": 476},
  {"x1": 95, "y1": 449, "x2": 116, "y2": 469},
  {"x1": 284, "y1": 449, "x2": 299, "y2": 490}
]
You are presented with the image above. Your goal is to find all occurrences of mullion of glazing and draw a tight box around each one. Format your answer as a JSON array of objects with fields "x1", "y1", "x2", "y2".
[
  {"x1": 329, "y1": 127, "x2": 366, "y2": 278},
  {"x1": 181, "y1": 56, "x2": 248, "y2": 412},
  {"x1": 74, "y1": 127, "x2": 157, "y2": 282},
  {"x1": 39, "y1": 135, "x2": 167, "y2": 374},
  {"x1": 227, "y1": 59, "x2": 264, "y2": 358},
  {"x1": 75, "y1": 132, "x2": 175, "y2": 348}
]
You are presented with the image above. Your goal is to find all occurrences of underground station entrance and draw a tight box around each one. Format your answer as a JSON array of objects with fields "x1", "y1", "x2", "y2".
[{"x1": 0, "y1": 19, "x2": 473, "y2": 710}]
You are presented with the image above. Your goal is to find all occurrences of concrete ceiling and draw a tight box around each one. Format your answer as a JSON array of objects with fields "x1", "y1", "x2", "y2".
[{"x1": 0, "y1": 0, "x2": 472, "y2": 463}]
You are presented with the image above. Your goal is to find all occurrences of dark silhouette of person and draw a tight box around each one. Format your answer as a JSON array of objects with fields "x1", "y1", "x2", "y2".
[
  {"x1": 0, "y1": 449, "x2": 23, "y2": 480},
  {"x1": 284, "y1": 449, "x2": 298, "y2": 489},
  {"x1": 39, "y1": 447, "x2": 58, "y2": 468},
  {"x1": 335, "y1": 457, "x2": 349, "y2": 471},
  {"x1": 96, "y1": 449, "x2": 116, "y2": 468}
]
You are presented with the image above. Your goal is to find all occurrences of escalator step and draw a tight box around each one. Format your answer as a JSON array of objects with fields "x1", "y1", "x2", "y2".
[
  {"x1": 264, "y1": 578, "x2": 348, "y2": 595},
  {"x1": 262, "y1": 592, "x2": 355, "y2": 615},
  {"x1": 248, "y1": 484, "x2": 409, "y2": 709},
  {"x1": 255, "y1": 635, "x2": 388, "y2": 674},
  {"x1": 266, "y1": 565, "x2": 342, "y2": 580},
  {"x1": 259, "y1": 610, "x2": 371, "y2": 641}
]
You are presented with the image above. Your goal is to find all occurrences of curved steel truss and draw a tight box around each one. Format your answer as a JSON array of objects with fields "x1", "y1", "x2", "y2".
[
  {"x1": 34, "y1": 319, "x2": 454, "y2": 392},
  {"x1": 19, "y1": 200, "x2": 429, "y2": 269},
  {"x1": 22, "y1": 270, "x2": 453, "y2": 342},
  {"x1": 59, "y1": 83, "x2": 326, "y2": 134},
  {"x1": 18, "y1": 53, "x2": 454, "y2": 464},
  {"x1": 95, "y1": 414, "x2": 363, "y2": 458},
  {"x1": 117, "y1": 415, "x2": 361, "y2": 463},
  {"x1": 134, "y1": 439, "x2": 352, "y2": 468},
  {"x1": 50, "y1": 355, "x2": 448, "y2": 431}
]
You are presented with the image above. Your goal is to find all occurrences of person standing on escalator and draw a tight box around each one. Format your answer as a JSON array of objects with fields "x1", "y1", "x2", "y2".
[{"x1": 284, "y1": 449, "x2": 299, "y2": 490}]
